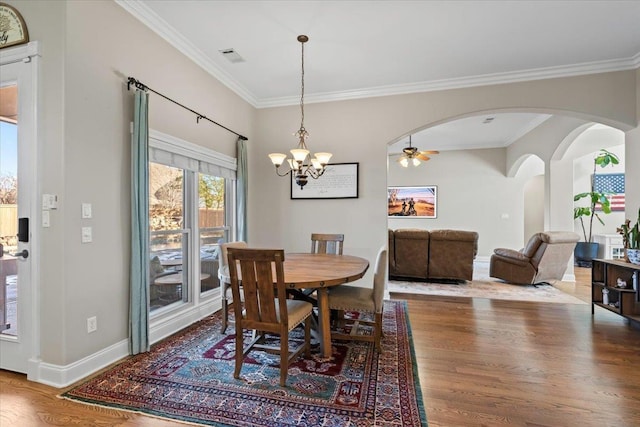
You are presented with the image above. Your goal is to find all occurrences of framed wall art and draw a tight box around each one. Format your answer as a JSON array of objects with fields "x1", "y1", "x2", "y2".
[
  {"x1": 0, "y1": 3, "x2": 29, "y2": 50},
  {"x1": 291, "y1": 162, "x2": 359, "y2": 199},
  {"x1": 388, "y1": 186, "x2": 437, "y2": 218}
]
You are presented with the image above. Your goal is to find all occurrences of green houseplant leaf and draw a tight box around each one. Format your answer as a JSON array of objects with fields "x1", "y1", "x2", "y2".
[{"x1": 573, "y1": 149, "x2": 620, "y2": 243}]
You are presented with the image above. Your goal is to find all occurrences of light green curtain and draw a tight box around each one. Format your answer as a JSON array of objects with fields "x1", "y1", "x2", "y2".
[
  {"x1": 130, "y1": 90, "x2": 150, "y2": 354},
  {"x1": 237, "y1": 137, "x2": 248, "y2": 242}
]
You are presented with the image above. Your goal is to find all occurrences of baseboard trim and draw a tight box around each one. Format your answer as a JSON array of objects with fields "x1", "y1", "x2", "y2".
[
  {"x1": 35, "y1": 299, "x2": 221, "y2": 388},
  {"x1": 36, "y1": 339, "x2": 129, "y2": 388},
  {"x1": 149, "y1": 299, "x2": 219, "y2": 344}
]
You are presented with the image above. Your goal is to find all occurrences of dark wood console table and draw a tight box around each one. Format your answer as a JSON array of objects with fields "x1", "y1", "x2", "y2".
[{"x1": 591, "y1": 259, "x2": 640, "y2": 324}]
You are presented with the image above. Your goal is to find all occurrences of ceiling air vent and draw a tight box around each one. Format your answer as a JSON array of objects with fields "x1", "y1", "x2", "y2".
[{"x1": 219, "y1": 48, "x2": 245, "y2": 63}]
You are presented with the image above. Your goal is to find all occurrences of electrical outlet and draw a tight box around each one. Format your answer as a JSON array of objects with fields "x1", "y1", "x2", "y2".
[{"x1": 87, "y1": 316, "x2": 97, "y2": 333}]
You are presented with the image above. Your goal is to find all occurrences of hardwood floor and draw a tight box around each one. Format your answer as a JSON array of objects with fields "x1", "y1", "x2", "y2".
[{"x1": 2, "y1": 267, "x2": 640, "y2": 426}]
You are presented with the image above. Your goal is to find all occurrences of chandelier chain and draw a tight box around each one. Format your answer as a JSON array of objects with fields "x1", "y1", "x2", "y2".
[{"x1": 299, "y1": 39, "x2": 305, "y2": 134}]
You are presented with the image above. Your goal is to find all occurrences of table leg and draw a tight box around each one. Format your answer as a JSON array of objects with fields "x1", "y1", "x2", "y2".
[{"x1": 316, "y1": 288, "x2": 332, "y2": 359}]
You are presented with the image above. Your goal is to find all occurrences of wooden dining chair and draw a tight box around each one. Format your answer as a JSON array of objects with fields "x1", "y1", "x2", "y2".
[
  {"x1": 328, "y1": 247, "x2": 387, "y2": 351},
  {"x1": 227, "y1": 248, "x2": 312, "y2": 387},
  {"x1": 218, "y1": 241, "x2": 248, "y2": 333},
  {"x1": 292, "y1": 233, "x2": 346, "y2": 305},
  {"x1": 311, "y1": 233, "x2": 344, "y2": 255}
]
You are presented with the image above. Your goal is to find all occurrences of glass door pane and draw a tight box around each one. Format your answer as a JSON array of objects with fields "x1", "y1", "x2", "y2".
[
  {"x1": 149, "y1": 163, "x2": 188, "y2": 312},
  {"x1": 199, "y1": 174, "x2": 226, "y2": 294},
  {"x1": 0, "y1": 100, "x2": 18, "y2": 336}
]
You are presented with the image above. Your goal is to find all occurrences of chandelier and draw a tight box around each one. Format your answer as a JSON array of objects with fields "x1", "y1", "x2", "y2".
[{"x1": 268, "y1": 35, "x2": 332, "y2": 189}]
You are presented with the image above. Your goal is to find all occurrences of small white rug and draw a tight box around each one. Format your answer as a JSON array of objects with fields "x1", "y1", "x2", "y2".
[{"x1": 388, "y1": 262, "x2": 587, "y2": 305}]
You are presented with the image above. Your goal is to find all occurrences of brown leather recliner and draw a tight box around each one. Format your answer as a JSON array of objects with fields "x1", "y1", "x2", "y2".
[{"x1": 489, "y1": 231, "x2": 580, "y2": 285}]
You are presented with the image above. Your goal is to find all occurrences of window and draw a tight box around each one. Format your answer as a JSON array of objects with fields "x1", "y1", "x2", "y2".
[{"x1": 148, "y1": 130, "x2": 237, "y2": 316}]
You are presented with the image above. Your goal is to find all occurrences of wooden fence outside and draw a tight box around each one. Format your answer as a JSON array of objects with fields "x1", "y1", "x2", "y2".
[
  {"x1": 199, "y1": 209, "x2": 224, "y2": 228},
  {"x1": 0, "y1": 205, "x2": 17, "y2": 238},
  {"x1": 0, "y1": 205, "x2": 18, "y2": 249}
]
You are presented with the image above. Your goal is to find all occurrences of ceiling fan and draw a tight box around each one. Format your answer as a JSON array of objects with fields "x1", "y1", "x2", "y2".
[{"x1": 389, "y1": 135, "x2": 439, "y2": 167}]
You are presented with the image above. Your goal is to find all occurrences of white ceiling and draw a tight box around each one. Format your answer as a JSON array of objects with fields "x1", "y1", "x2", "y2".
[{"x1": 117, "y1": 0, "x2": 640, "y2": 151}]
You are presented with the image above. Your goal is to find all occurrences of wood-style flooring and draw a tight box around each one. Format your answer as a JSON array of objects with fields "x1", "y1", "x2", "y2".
[{"x1": 1, "y1": 267, "x2": 640, "y2": 426}]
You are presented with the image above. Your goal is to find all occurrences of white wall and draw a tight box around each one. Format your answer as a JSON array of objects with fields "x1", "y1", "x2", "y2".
[{"x1": 524, "y1": 175, "x2": 545, "y2": 242}]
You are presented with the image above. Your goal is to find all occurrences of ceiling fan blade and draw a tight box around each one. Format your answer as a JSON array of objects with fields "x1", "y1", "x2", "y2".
[
  {"x1": 388, "y1": 152, "x2": 404, "y2": 157},
  {"x1": 415, "y1": 154, "x2": 431, "y2": 161},
  {"x1": 419, "y1": 150, "x2": 440, "y2": 155}
]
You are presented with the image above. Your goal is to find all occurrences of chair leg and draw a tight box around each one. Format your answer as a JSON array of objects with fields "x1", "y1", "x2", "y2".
[
  {"x1": 234, "y1": 325, "x2": 244, "y2": 380},
  {"x1": 304, "y1": 318, "x2": 311, "y2": 358},
  {"x1": 221, "y1": 299, "x2": 229, "y2": 334},
  {"x1": 374, "y1": 312, "x2": 383, "y2": 352},
  {"x1": 335, "y1": 310, "x2": 345, "y2": 328},
  {"x1": 280, "y1": 333, "x2": 289, "y2": 387}
]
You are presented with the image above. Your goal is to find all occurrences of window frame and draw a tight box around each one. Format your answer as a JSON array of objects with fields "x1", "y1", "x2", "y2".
[{"x1": 147, "y1": 128, "x2": 237, "y2": 337}]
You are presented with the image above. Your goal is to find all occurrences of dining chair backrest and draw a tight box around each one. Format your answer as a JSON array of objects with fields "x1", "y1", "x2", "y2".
[
  {"x1": 373, "y1": 247, "x2": 388, "y2": 313},
  {"x1": 311, "y1": 233, "x2": 344, "y2": 255},
  {"x1": 226, "y1": 248, "x2": 289, "y2": 333}
]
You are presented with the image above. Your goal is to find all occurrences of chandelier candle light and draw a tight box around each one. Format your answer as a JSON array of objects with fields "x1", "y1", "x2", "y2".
[{"x1": 268, "y1": 35, "x2": 332, "y2": 189}]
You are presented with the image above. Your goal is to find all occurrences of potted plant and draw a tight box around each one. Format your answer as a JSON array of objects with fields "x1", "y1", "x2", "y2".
[
  {"x1": 617, "y1": 208, "x2": 640, "y2": 265},
  {"x1": 573, "y1": 149, "x2": 620, "y2": 263}
]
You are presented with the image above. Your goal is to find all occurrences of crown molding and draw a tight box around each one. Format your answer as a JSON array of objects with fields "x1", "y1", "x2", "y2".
[
  {"x1": 117, "y1": 0, "x2": 640, "y2": 110},
  {"x1": 259, "y1": 56, "x2": 640, "y2": 108},
  {"x1": 115, "y1": 0, "x2": 258, "y2": 107}
]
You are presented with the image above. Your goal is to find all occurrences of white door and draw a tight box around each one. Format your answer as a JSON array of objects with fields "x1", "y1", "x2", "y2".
[{"x1": 0, "y1": 43, "x2": 38, "y2": 374}]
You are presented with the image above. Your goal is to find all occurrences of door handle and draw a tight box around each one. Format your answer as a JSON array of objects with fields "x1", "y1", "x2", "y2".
[{"x1": 11, "y1": 250, "x2": 29, "y2": 259}]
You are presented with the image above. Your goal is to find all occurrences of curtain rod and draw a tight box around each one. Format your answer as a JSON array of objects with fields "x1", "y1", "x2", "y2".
[{"x1": 127, "y1": 77, "x2": 248, "y2": 141}]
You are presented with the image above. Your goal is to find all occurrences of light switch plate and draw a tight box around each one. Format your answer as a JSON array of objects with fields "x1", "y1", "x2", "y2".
[
  {"x1": 81, "y1": 226, "x2": 92, "y2": 243},
  {"x1": 42, "y1": 210, "x2": 50, "y2": 227},
  {"x1": 82, "y1": 203, "x2": 92, "y2": 219},
  {"x1": 42, "y1": 194, "x2": 58, "y2": 210}
]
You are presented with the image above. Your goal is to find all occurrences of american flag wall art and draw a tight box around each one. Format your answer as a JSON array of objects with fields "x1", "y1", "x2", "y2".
[{"x1": 594, "y1": 173, "x2": 625, "y2": 211}]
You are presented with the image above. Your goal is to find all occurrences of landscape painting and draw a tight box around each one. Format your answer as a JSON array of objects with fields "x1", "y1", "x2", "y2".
[{"x1": 388, "y1": 186, "x2": 437, "y2": 218}]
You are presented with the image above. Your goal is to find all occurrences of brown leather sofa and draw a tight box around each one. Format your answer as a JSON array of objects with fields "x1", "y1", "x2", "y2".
[
  {"x1": 489, "y1": 231, "x2": 579, "y2": 285},
  {"x1": 388, "y1": 228, "x2": 479, "y2": 282}
]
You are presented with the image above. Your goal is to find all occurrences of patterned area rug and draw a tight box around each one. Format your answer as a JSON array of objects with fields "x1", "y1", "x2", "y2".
[
  {"x1": 61, "y1": 301, "x2": 427, "y2": 426},
  {"x1": 388, "y1": 262, "x2": 586, "y2": 305}
]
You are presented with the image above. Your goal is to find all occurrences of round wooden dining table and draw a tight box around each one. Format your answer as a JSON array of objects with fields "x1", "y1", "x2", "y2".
[{"x1": 221, "y1": 252, "x2": 369, "y2": 359}]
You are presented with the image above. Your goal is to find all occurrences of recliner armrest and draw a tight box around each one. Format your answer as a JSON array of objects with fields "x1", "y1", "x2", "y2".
[{"x1": 493, "y1": 248, "x2": 529, "y2": 262}]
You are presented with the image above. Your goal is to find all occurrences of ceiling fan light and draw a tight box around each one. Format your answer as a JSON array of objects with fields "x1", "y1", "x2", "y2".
[
  {"x1": 400, "y1": 158, "x2": 409, "y2": 167},
  {"x1": 268, "y1": 153, "x2": 287, "y2": 166},
  {"x1": 314, "y1": 152, "x2": 332, "y2": 165},
  {"x1": 412, "y1": 158, "x2": 421, "y2": 166}
]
